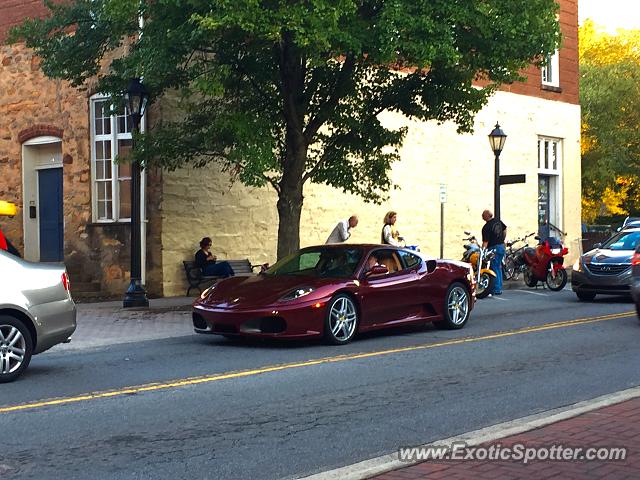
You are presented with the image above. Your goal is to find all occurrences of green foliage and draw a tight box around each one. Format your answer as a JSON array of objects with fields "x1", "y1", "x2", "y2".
[
  {"x1": 580, "y1": 21, "x2": 640, "y2": 208},
  {"x1": 11, "y1": 0, "x2": 560, "y2": 253}
]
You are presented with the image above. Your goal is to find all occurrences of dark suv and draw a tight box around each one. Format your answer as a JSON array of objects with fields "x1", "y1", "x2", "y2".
[{"x1": 572, "y1": 227, "x2": 640, "y2": 300}]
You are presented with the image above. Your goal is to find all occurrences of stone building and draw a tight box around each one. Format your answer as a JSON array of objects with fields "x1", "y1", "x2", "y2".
[
  {"x1": 1, "y1": 0, "x2": 580, "y2": 298},
  {"x1": 1, "y1": 0, "x2": 164, "y2": 297}
]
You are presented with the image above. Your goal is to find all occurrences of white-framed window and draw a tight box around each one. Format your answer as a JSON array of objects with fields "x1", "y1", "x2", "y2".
[
  {"x1": 537, "y1": 136, "x2": 563, "y2": 238},
  {"x1": 542, "y1": 50, "x2": 560, "y2": 88},
  {"x1": 537, "y1": 136, "x2": 561, "y2": 175},
  {"x1": 90, "y1": 95, "x2": 143, "y2": 222}
]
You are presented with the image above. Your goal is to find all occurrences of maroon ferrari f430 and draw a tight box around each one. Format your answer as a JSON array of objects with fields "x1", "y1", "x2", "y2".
[{"x1": 193, "y1": 244, "x2": 475, "y2": 344}]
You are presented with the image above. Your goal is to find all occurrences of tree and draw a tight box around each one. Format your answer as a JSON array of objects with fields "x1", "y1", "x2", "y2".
[
  {"x1": 580, "y1": 20, "x2": 640, "y2": 221},
  {"x1": 12, "y1": 0, "x2": 560, "y2": 259}
]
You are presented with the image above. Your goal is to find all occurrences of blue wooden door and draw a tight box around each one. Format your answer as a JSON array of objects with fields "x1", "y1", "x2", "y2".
[{"x1": 38, "y1": 168, "x2": 64, "y2": 262}]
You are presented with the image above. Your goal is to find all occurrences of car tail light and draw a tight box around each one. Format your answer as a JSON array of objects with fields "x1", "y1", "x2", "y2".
[
  {"x1": 633, "y1": 251, "x2": 640, "y2": 266},
  {"x1": 62, "y1": 272, "x2": 70, "y2": 291}
]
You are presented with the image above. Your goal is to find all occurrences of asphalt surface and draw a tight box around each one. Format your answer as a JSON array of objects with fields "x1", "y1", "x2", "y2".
[{"x1": 1, "y1": 289, "x2": 638, "y2": 480}]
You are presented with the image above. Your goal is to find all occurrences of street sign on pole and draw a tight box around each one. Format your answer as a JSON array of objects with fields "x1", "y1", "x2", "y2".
[
  {"x1": 439, "y1": 183, "x2": 447, "y2": 203},
  {"x1": 500, "y1": 174, "x2": 526, "y2": 185}
]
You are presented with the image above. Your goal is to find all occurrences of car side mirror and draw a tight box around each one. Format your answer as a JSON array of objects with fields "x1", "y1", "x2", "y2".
[
  {"x1": 593, "y1": 243, "x2": 602, "y2": 249},
  {"x1": 366, "y1": 265, "x2": 389, "y2": 277},
  {"x1": 426, "y1": 259, "x2": 437, "y2": 273}
]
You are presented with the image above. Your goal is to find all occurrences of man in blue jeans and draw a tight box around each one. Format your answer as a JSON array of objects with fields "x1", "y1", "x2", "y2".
[{"x1": 481, "y1": 209, "x2": 507, "y2": 296}]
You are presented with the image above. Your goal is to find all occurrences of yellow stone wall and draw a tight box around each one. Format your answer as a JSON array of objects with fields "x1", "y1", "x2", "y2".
[{"x1": 161, "y1": 91, "x2": 581, "y2": 296}]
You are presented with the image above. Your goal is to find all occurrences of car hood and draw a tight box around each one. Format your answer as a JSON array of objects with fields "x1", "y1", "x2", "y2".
[
  {"x1": 197, "y1": 274, "x2": 342, "y2": 308},
  {"x1": 582, "y1": 249, "x2": 633, "y2": 264}
]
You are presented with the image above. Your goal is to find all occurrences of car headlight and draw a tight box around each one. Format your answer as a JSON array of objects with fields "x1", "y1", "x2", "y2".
[
  {"x1": 572, "y1": 259, "x2": 582, "y2": 272},
  {"x1": 200, "y1": 284, "x2": 216, "y2": 299},
  {"x1": 279, "y1": 287, "x2": 315, "y2": 302}
]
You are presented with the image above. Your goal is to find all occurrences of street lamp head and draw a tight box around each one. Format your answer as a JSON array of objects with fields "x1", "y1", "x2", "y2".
[
  {"x1": 125, "y1": 77, "x2": 149, "y2": 123},
  {"x1": 488, "y1": 122, "x2": 507, "y2": 154}
]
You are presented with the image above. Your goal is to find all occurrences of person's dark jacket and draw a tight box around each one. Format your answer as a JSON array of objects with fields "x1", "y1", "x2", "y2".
[{"x1": 195, "y1": 249, "x2": 215, "y2": 270}]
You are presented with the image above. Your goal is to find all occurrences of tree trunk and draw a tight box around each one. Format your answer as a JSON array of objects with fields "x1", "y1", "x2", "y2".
[
  {"x1": 276, "y1": 31, "x2": 307, "y2": 260},
  {"x1": 276, "y1": 181, "x2": 303, "y2": 261},
  {"x1": 276, "y1": 143, "x2": 306, "y2": 260}
]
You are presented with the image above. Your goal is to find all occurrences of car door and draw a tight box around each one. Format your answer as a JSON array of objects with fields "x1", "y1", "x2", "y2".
[
  {"x1": 396, "y1": 249, "x2": 436, "y2": 318},
  {"x1": 358, "y1": 249, "x2": 422, "y2": 328}
]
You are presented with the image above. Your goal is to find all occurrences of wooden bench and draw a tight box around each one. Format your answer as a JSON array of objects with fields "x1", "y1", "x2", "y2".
[{"x1": 183, "y1": 259, "x2": 260, "y2": 296}]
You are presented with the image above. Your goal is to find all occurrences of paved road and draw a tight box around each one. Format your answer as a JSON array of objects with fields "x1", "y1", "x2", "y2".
[{"x1": 1, "y1": 290, "x2": 638, "y2": 479}]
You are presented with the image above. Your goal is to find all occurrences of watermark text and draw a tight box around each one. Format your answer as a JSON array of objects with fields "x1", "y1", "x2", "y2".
[{"x1": 399, "y1": 442, "x2": 627, "y2": 464}]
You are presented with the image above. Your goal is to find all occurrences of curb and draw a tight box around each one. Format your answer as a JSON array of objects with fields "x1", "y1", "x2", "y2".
[{"x1": 298, "y1": 385, "x2": 640, "y2": 480}]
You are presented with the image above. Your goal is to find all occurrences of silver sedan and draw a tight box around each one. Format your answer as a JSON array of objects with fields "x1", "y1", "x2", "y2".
[{"x1": 0, "y1": 250, "x2": 76, "y2": 382}]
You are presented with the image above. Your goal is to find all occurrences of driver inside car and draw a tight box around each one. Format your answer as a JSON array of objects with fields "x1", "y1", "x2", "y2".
[{"x1": 365, "y1": 254, "x2": 380, "y2": 272}]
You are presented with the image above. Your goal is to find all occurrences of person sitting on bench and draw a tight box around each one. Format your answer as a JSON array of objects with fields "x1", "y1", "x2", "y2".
[{"x1": 195, "y1": 237, "x2": 235, "y2": 278}]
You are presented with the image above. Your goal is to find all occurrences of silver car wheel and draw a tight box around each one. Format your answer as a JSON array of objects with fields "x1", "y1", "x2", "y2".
[
  {"x1": 447, "y1": 286, "x2": 469, "y2": 325},
  {"x1": 0, "y1": 325, "x2": 26, "y2": 375},
  {"x1": 329, "y1": 296, "x2": 357, "y2": 342}
]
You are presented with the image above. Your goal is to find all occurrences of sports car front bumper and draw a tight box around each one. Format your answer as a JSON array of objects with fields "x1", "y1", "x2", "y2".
[{"x1": 193, "y1": 297, "x2": 331, "y2": 338}]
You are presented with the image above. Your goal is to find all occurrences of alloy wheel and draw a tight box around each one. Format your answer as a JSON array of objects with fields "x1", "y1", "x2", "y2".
[
  {"x1": 0, "y1": 324, "x2": 26, "y2": 375},
  {"x1": 328, "y1": 296, "x2": 358, "y2": 343},
  {"x1": 447, "y1": 285, "x2": 469, "y2": 325}
]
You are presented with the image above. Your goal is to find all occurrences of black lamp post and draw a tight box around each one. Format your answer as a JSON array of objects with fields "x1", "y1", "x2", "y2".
[
  {"x1": 123, "y1": 77, "x2": 150, "y2": 308},
  {"x1": 488, "y1": 122, "x2": 507, "y2": 221}
]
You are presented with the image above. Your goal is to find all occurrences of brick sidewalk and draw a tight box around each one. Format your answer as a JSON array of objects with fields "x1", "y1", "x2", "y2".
[
  {"x1": 372, "y1": 397, "x2": 640, "y2": 480},
  {"x1": 51, "y1": 296, "x2": 196, "y2": 351}
]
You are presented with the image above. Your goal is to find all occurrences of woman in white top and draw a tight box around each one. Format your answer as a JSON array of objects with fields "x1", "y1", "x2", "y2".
[{"x1": 381, "y1": 211, "x2": 404, "y2": 247}]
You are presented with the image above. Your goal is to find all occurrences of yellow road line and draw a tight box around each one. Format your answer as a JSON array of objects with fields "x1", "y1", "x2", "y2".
[{"x1": 1, "y1": 310, "x2": 634, "y2": 415}]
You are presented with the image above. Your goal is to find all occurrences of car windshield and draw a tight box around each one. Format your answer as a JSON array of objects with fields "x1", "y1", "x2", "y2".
[
  {"x1": 264, "y1": 247, "x2": 364, "y2": 278},
  {"x1": 600, "y1": 230, "x2": 640, "y2": 251}
]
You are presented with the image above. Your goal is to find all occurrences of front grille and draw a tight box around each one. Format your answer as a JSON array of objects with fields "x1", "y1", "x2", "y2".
[
  {"x1": 259, "y1": 316, "x2": 287, "y2": 334},
  {"x1": 212, "y1": 323, "x2": 238, "y2": 334},
  {"x1": 585, "y1": 263, "x2": 630, "y2": 276}
]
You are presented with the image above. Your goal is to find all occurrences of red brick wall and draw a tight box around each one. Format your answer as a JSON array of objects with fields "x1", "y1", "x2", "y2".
[
  {"x1": 0, "y1": 0, "x2": 51, "y2": 42},
  {"x1": 498, "y1": 0, "x2": 579, "y2": 105}
]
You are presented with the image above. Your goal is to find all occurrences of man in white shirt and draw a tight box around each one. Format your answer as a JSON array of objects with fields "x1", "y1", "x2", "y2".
[{"x1": 326, "y1": 215, "x2": 358, "y2": 244}]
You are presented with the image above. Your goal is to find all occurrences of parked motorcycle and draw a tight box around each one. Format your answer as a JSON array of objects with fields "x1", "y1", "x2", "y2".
[
  {"x1": 517, "y1": 236, "x2": 569, "y2": 291},
  {"x1": 503, "y1": 232, "x2": 536, "y2": 280},
  {"x1": 461, "y1": 231, "x2": 497, "y2": 299}
]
